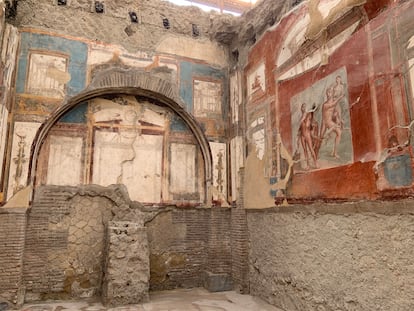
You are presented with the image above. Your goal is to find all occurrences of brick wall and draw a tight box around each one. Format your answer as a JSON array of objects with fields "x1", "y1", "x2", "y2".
[
  {"x1": 0, "y1": 207, "x2": 27, "y2": 307},
  {"x1": 21, "y1": 185, "x2": 238, "y2": 303},
  {"x1": 231, "y1": 207, "x2": 249, "y2": 293},
  {"x1": 23, "y1": 186, "x2": 116, "y2": 301},
  {"x1": 148, "y1": 208, "x2": 210, "y2": 290},
  {"x1": 207, "y1": 208, "x2": 232, "y2": 275},
  {"x1": 147, "y1": 207, "x2": 235, "y2": 291}
]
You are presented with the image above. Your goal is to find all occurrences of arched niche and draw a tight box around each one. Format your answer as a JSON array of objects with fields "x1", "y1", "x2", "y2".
[{"x1": 28, "y1": 68, "x2": 213, "y2": 206}]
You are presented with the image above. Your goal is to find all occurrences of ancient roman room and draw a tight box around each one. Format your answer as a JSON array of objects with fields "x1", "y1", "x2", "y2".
[{"x1": 0, "y1": 0, "x2": 414, "y2": 310}]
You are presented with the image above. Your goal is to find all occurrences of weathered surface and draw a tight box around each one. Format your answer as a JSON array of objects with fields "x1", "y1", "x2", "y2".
[
  {"x1": 20, "y1": 288, "x2": 285, "y2": 311},
  {"x1": 10, "y1": 0, "x2": 226, "y2": 56},
  {"x1": 147, "y1": 208, "x2": 233, "y2": 292},
  {"x1": 20, "y1": 185, "x2": 234, "y2": 304},
  {"x1": 102, "y1": 222, "x2": 149, "y2": 307},
  {"x1": 0, "y1": 207, "x2": 27, "y2": 307},
  {"x1": 247, "y1": 201, "x2": 414, "y2": 311},
  {"x1": 23, "y1": 186, "x2": 115, "y2": 301},
  {"x1": 230, "y1": 207, "x2": 249, "y2": 293},
  {"x1": 22, "y1": 185, "x2": 160, "y2": 302},
  {"x1": 226, "y1": 0, "x2": 295, "y2": 66}
]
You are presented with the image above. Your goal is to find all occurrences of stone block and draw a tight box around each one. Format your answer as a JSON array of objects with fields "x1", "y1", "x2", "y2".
[{"x1": 203, "y1": 271, "x2": 233, "y2": 292}]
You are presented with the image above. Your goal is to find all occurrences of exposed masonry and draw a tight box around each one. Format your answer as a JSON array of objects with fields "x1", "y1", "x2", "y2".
[
  {"x1": 6, "y1": 0, "x2": 296, "y2": 67},
  {"x1": 0, "y1": 208, "x2": 27, "y2": 307},
  {"x1": 102, "y1": 222, "x2": 150, "y2": 307},
  {"x1": 0, "y1": 184, "x2": 248, "y2": 307},
  {"x1": 247, "y1": 200, "x2": 414, "y2": 311}
]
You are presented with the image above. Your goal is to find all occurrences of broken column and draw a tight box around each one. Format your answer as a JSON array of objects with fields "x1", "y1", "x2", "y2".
[{"x1": 102, "y1": 221, "x2": 149, "y2": 307}]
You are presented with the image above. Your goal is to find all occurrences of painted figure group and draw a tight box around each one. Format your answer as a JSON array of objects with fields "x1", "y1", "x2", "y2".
[{"x1": 296, "y1": 76, "x2": 345, "y2": 170}]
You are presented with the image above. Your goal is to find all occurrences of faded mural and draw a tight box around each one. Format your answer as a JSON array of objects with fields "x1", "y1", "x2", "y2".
[
  {"x1": 247, "y1": 62, "x2": 266, "y2": 103},
  {"x1": 26, "y1": 52, "x2": 68, "y2": 98},
  {"x1": 193, "y1": 79, "x2": 222, "y2": 117},
  {"x1": 290, "y1": 67, "x2": 353, "y2": 171},
  {"x1": 210, "y1": 141, "x2": 227, "y2": 202},
  {"x1": 0, "y1": 30, "x2": 228, "y2": 204},
  {"x1": 230, "y1": 71, "x2": 242, "y2": 124},
  {"x1": 230, "y1": 136, "x2": 244, "y2": 202},
  {"x1": 7, "y1": 122, "x2": 41, "y2": 199},
  {"x1": 38, "y1": 95, "x2": 204, "y2": 205}
]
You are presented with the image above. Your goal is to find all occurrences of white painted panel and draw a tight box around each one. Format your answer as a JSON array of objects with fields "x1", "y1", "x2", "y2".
[
  {"x1": 409, "y1": 58, "x2": 414, "y2": 101},
  {"x1": 230, "y1": 136, "x2": 244, "y2": 201},
  {"x1": 26, "y1": 53, "x2": 68, "y2": 98},
  {"x1": 170, "y1": 143, "x2": 196, "y2": 193},
  {"x1": 210, "y1": 142, "x2": 227, "y2": 199},
  {"x1": 230, "y1": 71, "x2": 242, "y2": 124},
  {"x1": 0, "y1": 106, "x2": 8, "y2": 183},
  {"x1": 247, "y1": 63, "x2": 266, "y2": 102},
  {"x1": 7, "y1": 122, "x2": 41, "y2": 199},
  {"x1": 193, "y1": 80, "x2": 222, "y2": 117},
  {"x1": 47, "y1": 136, "x2": 83, "y2": 186},
  {"x1": 93, "y1": 131, "x2": 163, "y2": 203}
]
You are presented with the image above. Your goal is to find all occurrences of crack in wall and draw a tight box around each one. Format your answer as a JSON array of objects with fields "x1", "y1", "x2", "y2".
[{"x1": 116, "y1": 106, "x2": 141, "y2": 185}]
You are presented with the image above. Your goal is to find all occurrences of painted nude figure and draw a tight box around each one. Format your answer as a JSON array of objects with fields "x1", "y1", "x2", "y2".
[
  {"x1": 332, "y1": 76, "x2": 345, "y2": 128},
  {"x1": 319, "y1": 87, "x2": 345, "y2": 158},
  {"x1": 297, "y1": 103, "x2": 319, "y2": 169}
]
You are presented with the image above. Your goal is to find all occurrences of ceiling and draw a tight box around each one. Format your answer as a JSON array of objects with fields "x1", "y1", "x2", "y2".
[{"x1": 189, "y1": 0, "x2": 256, "y2": 14}]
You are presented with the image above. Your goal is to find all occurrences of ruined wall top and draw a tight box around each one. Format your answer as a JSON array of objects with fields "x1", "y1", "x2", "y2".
[
  {"x1": 6, "y1": 0, "x2": 299, "y2": 66},
  {"x1": 8, "y1": 0, "x2": 238, "y2": 55}
]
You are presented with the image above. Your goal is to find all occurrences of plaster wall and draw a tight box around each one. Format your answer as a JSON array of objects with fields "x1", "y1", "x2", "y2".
[
  {"x1": 3, "y1": 27, "x2": 228, "y2": 204},
  {"x1": 247, "y1": 202, "x2": 414, "y2": 311},
  {"x1": 241, "y1": 0, "x2": 414, "y2": 206}
]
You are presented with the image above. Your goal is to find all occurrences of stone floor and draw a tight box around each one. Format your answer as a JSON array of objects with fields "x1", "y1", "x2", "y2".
[{"x1": 18, "y1": 288, "x2": 283, "y2": 311}]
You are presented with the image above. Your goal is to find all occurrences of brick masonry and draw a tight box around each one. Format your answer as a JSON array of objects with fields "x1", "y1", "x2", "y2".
[
  {"x1": 0, "y1": 185, "x2": 241, "y2": 306},
  {"x1": 0, "y1": 207, "x2": 27, "y2": 307},
  {"x1": 230, "y1": 207, "x2": 249, "y2": 293}
]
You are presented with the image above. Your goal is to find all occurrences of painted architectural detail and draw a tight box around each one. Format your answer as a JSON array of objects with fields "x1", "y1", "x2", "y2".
[
  {"x1": 34, "y1": 94, "x2": 208, "y2": 204},
  {"x1": 88, "y1": 44, "x2": 179, "y2": 83},
  {"x1": 7, "y1": 122, "x2": 41, "y2": 199},
  {"x1": 169, "y1": 143, "x2": 197, "y2": 194},
  {"x1": 230, "y1": 136, "x2": 244, "y2": 201},
  {"x1": 1, "y1": 24, "x2": 19, "y2": 103},
  {"x1": 249, "y1": 116, "x2": 266, "y2": 161},
  {"x1": 277, "y1": 20, "x2": 360, "y2": 81},
  {"x1": 210, "y1": 142, "x2": 227, "y2": 200},
  {"x1": 276, "y1": 0, "x2": 362, "y2": 81},
  {"x1": 247, "y1": 63, "x2": 265, "y2": 103},
  {"x1": 230, "y1": 71, "x2": 242, "y2": 124},
  {"x1": 290, "y1": 67, "x2": 353, "y2": 171},
  {"x1": 91, "y1": 97, "x2": 166, "y2": 203},
  {"x1": 12, "y1": 134, "x2": 26, "y2": 194},
  {"x1": 193, "y1": 79, "x2": 222, "y2": 117},
  {"x1": 0, "y1": 106, "x2": 8, "y2": 185},
  {"x1": 93, "y1": 131, "x2": 163, "y2": 203},
  {"x1": 26, "y1": 53, "x2": 69, "y2": 98},
  {"x1": 47, "y1": 136, "x2": 83, "y2": 186}
]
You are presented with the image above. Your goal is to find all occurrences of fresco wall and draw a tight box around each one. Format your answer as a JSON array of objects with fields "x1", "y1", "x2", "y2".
[
  {"x1": 243, "y1": 0, "x2": 414, "y2": 206},
  {"x1": 36, "y1": 95, "x2": 206, "y2": 205},
  {"x1": 0, "y1": 21, "x2": 19, "y2": 202},
  {"x1": 2, "y1": 29, "x2": 228, "y2": 205}
]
